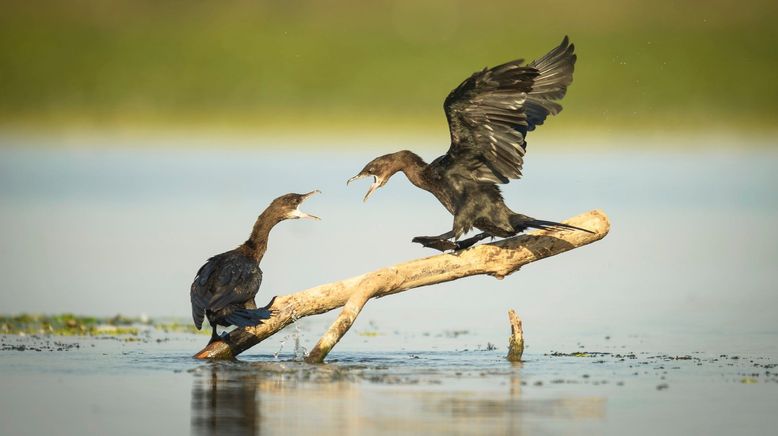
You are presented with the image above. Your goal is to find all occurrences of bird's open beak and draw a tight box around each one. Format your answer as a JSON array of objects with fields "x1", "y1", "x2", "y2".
[
  {"x1": 346, "y1": 173, "x2": 367, "y2": 186},
  {"x1": 291, "y1": 190, "x2": 321, "y2": 220},
  {"x1": 347, "y1": 174, "x2": 381, "y2": 202}
]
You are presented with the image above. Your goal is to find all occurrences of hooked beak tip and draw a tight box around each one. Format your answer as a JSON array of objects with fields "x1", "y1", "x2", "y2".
[{"x1": 299, "y1": 190, "x2": 320, "y2": 204}]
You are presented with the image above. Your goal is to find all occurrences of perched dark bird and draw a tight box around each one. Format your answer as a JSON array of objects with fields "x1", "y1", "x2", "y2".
[
  {"x1": 190, "y1": 191, "x2": 320, "y2": 343},
  {"x1": 348, "y1": 36, "x2": 589, "y2": 251}
]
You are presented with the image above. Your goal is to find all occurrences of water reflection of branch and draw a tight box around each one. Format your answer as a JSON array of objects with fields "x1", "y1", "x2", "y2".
[
  {"x1": 189, "y1": 361, "x2": 604, "y2": 434},
  {"x1": 190, "y1": 362, "x2": 363, "y2": 434}
]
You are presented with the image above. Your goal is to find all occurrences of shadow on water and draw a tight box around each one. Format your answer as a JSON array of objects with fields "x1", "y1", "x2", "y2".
[{"x1": 190, "y1": 358, "x2": 605, "y2": 435}]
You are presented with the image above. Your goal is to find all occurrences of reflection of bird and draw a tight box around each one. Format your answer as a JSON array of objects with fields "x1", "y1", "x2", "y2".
[
  {"x1": 348, "y1": 37, "x2": 589, "y2": 251},
  {"x1": 191, "y1": 367, "x2": 260, "y2": 436},
  {"x1": 190, "y1": 191, "x2": 320, "y2": 343}
]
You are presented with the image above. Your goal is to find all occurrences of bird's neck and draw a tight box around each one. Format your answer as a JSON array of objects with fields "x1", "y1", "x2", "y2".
[
  {"x1": 395, "y1": 150, "x2": 455, "y2": 214},
  {"x1": 396, "y1": 151, "x2": 431, "y2": 191},
  {"x1": 242, "y1": 210, "x2": 283, "y2": 263}
]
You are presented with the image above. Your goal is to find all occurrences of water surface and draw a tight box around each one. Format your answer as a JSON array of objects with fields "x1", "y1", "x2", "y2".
[{"x1": 1, "y1": 135, "x2": 777, "y2": 434}]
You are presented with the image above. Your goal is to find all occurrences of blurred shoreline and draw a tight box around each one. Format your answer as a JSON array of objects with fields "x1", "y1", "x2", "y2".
[
  {"x1": 2, "y1": 0, "x2": 776, "y2": 139},
  {"x1": 1, "y1": 128, "x2": 776, "y2": 151}
]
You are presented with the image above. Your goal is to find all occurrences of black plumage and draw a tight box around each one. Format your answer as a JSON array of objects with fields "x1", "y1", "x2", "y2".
[
  {"x1": 347, "y1": 37, "x2": 589, "y2": 251},
  {"x1": 190, "y1": 191, "x2": 319, "y2": 343}
]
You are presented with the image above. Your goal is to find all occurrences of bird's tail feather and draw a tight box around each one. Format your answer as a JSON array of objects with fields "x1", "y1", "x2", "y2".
[
  {"x1": 223, "y1": 307, "x2": 273, "y2": 327},
  {"x1": 512, "y1": 214, "x2": 593, "y2": 234}
]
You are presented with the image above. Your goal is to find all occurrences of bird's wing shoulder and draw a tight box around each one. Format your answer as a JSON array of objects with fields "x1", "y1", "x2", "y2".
[{"x1": 205, "y1": 251, "x2": 262, "y2": 313}]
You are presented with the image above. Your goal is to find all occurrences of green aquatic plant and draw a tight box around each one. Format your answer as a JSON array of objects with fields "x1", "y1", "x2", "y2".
[
  {"x1": 154, "y1": 321, "x2": 208, "y2": 335},
  {"x1": 0, "y1": 313, "x2": 208, "y2": 337}
]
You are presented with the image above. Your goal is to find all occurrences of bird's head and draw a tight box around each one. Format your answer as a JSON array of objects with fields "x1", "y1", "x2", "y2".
[
  {"x1": 347, "y1": 152, "x2": 408, "y2": 202},
  {"x1": 270, "y1": 190, "x2": 321, "y2": 220}
]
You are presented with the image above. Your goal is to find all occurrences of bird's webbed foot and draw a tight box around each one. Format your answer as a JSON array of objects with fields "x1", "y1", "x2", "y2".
[
  {"x1": 413, "y1": 231, "x2": 494, "y2": 252},
  {"x1": 412, "y1": 236, "x2": 459, "y2": 252},
  {"x1": 453, "y1": 232, "x2": 492, "y2": 250}
]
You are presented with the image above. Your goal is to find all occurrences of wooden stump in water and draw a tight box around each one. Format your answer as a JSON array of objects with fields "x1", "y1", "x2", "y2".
[{"x1": 507, "y1": 309, "x2": 524, "y2": 362}]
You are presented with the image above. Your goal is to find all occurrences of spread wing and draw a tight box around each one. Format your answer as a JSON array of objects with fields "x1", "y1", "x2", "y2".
[
  {"x1": 190, "y1": 250, "x2": 262, "y2": 329},
  {"x1": 441, "y1": 36, "x2": 575, "y2": 184}
]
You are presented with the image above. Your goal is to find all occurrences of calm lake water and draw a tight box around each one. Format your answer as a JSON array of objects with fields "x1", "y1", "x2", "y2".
[{"x1": 1, "y1": 134, "x2": 777, "y2": 435}]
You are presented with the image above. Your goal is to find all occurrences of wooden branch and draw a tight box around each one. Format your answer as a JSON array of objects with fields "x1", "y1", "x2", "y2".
[
  {"x1": 507, "y1": 309, "x2": 524, "y2": 362},
  {"x1": 304, "y1": 271, "x2": 399, "y2": 363},
  {"x1": 194, "y1": 209, "x2": 610, "y2": 360}
]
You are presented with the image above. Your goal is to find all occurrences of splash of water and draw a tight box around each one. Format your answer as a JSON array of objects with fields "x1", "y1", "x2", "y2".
[
  {"x1": 293, "y1": 329, "x2": 308, "y2": 361},
  {"x1": 273, "y1": 338, "x2": 287, "y2": 360},
  {"x1": 292, "y1": 310, "x2": 308, "y2": 361},
  {"x1": 273, "y1": 310, "x2": 308, "y2": 361}
]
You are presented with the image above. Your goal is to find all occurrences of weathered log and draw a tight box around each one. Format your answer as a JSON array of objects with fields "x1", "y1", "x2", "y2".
[
  {"x1": 194, "y1": 209, "x2": 610, "y2": 360},
  {"x1": 507, "y1": 309, "x2": 524, "y2": 362},
  {"x1": 303, "y1": 274, "x2": 388, "y2": 364}
]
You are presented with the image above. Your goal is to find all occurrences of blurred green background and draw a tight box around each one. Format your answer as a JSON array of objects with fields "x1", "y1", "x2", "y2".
[{"x1": 1, "y1": 0, "x2": 776, "y2": 138}]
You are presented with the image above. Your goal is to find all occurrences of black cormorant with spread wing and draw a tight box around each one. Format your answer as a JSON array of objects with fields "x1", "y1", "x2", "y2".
[
  {"x1": 348, "y1": 36, "x2": 589, "y2": 251},
  {"x1": 190, "y1": 191, "x2": 320, "y2": 343}
]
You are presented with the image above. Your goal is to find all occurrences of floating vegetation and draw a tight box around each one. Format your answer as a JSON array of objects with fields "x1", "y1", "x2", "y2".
[
  {"x1": 547, "y1": 351, "x2": 637, "y2": 359},
  {"x1": 0, "y1": 313, "x2": 208, "y2": 337},
  {"x1": 357, "y1": 330, "x2": 380, "y2": 337},
  {"x1": 1, "y1": 337, "x2": 81, "y2": 352},
  {"x1": 1, "y1": 313, "x2": 137, "y2": 336},
  {"x1": 357, "y1": 320, "x2": 382, "y2": 337}
]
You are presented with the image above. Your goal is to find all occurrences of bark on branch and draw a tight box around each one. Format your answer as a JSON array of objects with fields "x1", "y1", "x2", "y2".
[{"x1": 194, "y1": 209, "x2": 610, "y2": 360}]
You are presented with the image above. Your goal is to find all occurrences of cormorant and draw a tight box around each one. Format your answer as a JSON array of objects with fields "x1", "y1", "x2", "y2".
[
  {"x1": 190, "y1": 191, "x2": 320, "y2": 343},
  {"x1": 348, "y1": 36, "x2": 589, "y2": 251}
]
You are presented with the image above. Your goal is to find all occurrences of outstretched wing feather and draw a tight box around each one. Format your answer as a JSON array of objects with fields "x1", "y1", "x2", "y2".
[{"x1": 441, "y1": 37, "x2": 575, "y2": 182}]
